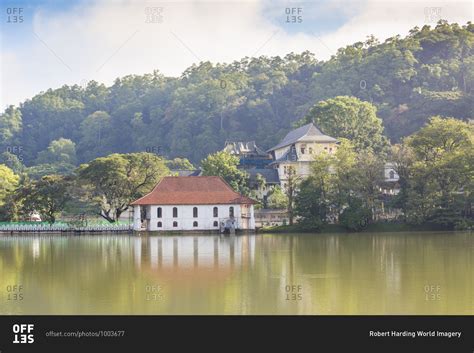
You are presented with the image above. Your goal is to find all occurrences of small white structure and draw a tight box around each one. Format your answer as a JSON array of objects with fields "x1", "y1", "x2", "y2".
[
  {"x1": 381, "y1": 162, "x2": 400, "y2": 196},
  {"x1": 29, "y1": 212, "x2": 42, "y2": 222},
  {"x1": 131, "y1": 176, "x2": 256, "y2": 232},
  {"x1": 384, "y1": 162, "x2": 400, "y2": 182}
]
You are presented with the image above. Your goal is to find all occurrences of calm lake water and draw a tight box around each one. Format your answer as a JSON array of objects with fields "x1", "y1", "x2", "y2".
[{"x1": 0, "y1": 232, "x2": 472, "y2": 315}]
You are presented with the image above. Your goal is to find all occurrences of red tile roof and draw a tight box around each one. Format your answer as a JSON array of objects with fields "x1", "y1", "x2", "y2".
[{"x1": 130, "y1": 176, "x2": 257, "y2": 205}]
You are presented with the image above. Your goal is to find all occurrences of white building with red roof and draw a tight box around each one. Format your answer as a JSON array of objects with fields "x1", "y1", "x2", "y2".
[{"x1": 130, "y1": 176, "x2": 256, "y2": 232}]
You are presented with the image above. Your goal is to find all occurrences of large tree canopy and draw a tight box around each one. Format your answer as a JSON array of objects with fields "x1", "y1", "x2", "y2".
[
  {"x1": 301, "y1": 96, "x2": 389, "y2": 153},
  {"x1": 16, "y1": 175, "x2": 72, "y2": 224},
  {"x1": 78, "y1": 152, "x2": 170, "y2": 222},
  {"x1": 394, "y1": 117, "x2": 473, "y2": 226}
]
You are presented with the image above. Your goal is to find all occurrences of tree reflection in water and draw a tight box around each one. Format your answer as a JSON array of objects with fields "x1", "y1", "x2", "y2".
[{"x1": 0, "y1": 232, "x2": 472, "y2": 315}]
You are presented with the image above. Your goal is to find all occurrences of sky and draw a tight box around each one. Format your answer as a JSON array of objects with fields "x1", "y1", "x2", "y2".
[{"x1": 0, "y1": 0, "x2": 472, "y2": 108}]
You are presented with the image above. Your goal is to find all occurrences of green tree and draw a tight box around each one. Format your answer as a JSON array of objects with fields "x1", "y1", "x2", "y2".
[
  {"x1": 78, "y1": 153, "x2": 170, "y2": 222},
  {"x1": 292, "y1": 140, "x2": 385, "y2": 230},
  {"x1": 294, "y1": 177, "x2": 327, "y2": 231},
  {"x1": 18, "y1": 175, "x2": 72, "y2": 224},
  {"x1": 0, "y1": 164, "x2": 19, "y2": 207},
  {"x1": 0, "y1": 106, "x2": 22, "y2": 150},
  {"x1": 266, "y1": 185, "x2": 288, "y2": 209},
  {"x1": 292, "y1": 153, "x2": 333, "y2": 229},
  {"x1": 403, "y1": 117, "x2": 473, "y2": 226},
  {"x1": 166, "y1": 157, "x2": 195, "y2": 170},
  {"x1": 331, "y1": 139, "x2": 357, "y2": 218},
  {"x1": 284, "y1": 166, "x2": 302, "y2": 226},
  {"x1": 390, "y1": 143, "x2": 415, "y2": 219},
  {"x1": 339, "y1": 198, "x2": 372, "y2": 231},
  {"x1": 301, "y1": 96, "x2": 388, "y2": 153},
  {"x1": 353, "y1": 151, "x2": 385, "y2": 221},
  {"x1": 26, "y1": 163, "x2": 76, "y2": 179},
  {"x1": 201, "y1": 151, "x2": 249, "y2": 194},
  {"x1": 36, "y1": 138, "x2": 78, "y2": 165},
  {"x1": 78, "y1": 111, "x2": 113, "y2": 162},
  {"x1": 0, "y1": 152, "x2": 25, "y2": 174}
]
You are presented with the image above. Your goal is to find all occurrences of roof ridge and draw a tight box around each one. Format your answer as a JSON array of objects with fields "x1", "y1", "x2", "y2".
[{"x1": 266, "y1": 122, "x2": 336, "y2": 152}]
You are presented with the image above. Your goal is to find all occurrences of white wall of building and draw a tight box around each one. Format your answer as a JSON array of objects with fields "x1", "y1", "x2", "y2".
[
  {"x1": 273, "y1": 142, "x2": 338, "y2": 190},
  {"x1": 133, "y1": 204, "x2": 255, "y2": 231}
]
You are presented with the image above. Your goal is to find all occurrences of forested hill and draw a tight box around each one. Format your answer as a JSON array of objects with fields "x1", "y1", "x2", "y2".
[{"x1": 1, "y1": 21, "x2": 473, "y2": 166}]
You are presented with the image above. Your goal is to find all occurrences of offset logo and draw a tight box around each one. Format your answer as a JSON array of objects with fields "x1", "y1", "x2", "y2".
[{"x1": 12, "y1": 324, "x2": 34, "y2": 344}]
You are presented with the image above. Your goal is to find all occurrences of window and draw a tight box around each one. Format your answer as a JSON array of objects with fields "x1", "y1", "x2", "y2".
[
  {"x1": 193, "y1": 207, "x2": 198, "y2": 218},
  {"x1": 389, "y1": 170, "x2": 395, "y2": 179},
  {"x1": 213, "y1": 207, "x2": 218, "y2": 217},
  {"x1": 300, "y1": 147, "x2": 305, "y2": 154},
  {"x1": 157, "y1": 207, "x2": 162, "y2": 218},
  {"x1": 157, "y1": 222, "x2": 162, "y2": 228},
  {"x1": 193, "y1": 221, "x2": 198, "y2": 227},
  {"x1": 229, "y1": 206, "x2": 234, "y2": 218},
  {"x1": 324, "y1": 146, "x2": 328, "y2": 150},
  {"x1": 329, "y1": 148, "x2": 333, "y2": 153},
  {"x1": 309, "y1": 147, "x2": 313, "y2": 154},
  {"x1": 213, "y1": 221, "x2": 218, "y2": 227},
  {"x1": 173, "y1": 221, "x2": 178, "y2": 227},
  {"x1": 173, "y1": 207, "x2": 178, "y2": 217}
]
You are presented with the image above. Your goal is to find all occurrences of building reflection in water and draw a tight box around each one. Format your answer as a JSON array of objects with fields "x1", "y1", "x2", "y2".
[{"x1": 133, "y1": 235, "x2": 256, "y2": 279}]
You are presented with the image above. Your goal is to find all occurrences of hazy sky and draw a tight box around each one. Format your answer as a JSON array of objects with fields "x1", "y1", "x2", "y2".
[{"x1": 1, "y1": 0, "x2": 472, "y2": 107}]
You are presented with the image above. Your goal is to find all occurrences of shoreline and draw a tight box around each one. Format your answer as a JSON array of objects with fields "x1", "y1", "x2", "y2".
[{"x1": 257, "y1": 222, "x2": 472, "y2": 234}]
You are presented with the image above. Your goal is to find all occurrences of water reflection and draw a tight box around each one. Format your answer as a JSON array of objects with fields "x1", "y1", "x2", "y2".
[
  {"x1": 138, "y1": 236, "x2": 255, "y2": 269},
  {"x1": 0, "y1": 232, "x2": 472, "y2": 314}
]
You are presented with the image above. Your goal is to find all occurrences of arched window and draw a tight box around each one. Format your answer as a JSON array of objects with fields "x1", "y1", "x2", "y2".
[
  {"x1": 193, "y1": 221, "x2": 198, "y2": 227},
  {"x1": 193, "y1": 207, "x2": 198, "y2": 218},
  {"x1": 157, "y1": 221, "x2": 162, "y2": 228},
  {"x1": 173, "y1": 221, "x2": 178, "y2": 227},
  {"x1": 213, "y1": 207, "x2": 218, "y2": 217},
  {"x1": 213, "y1": 221, "x2": 218, "y2": 227},
  {"x1": 389, "y1": 170, "x2": 395, "y2": 179},
  {"x1": 229, "y1": 206, "x2": 234, "y2": 218},
  {"x1": 157, "y1": 207, "x2": 162, "y2": 218},
  {"x1": 173, "y1": 207, "x2": 178, "y2": 218}
]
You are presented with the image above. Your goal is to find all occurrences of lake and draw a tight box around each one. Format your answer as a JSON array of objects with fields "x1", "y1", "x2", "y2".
[{"x1": 0, "y1": 232, "x2": 472, "y2": 315}]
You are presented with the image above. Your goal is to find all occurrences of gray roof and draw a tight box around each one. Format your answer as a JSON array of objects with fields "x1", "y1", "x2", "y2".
[
  {"x1": 269, "y1": 145, "x2": 299, "y2": 165},
  {"x1": 224, "y1": 141, "x2": 267, "y2": 156},
  {"x1": 267, "y1": 123, "x2": 337, "y2": 152},
  {"x1": 247, "y1": 168, "x2": 280, "y2": 184}
]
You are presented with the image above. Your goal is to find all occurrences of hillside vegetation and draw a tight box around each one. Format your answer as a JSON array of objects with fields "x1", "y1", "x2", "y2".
[{"x1": 1, "y1": 21, "x2": 473, "y2": 166}]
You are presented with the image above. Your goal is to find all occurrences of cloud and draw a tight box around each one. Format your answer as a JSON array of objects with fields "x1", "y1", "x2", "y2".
[
  {"x1": 1, "y1": 0, "x2": 472, "y2": 107},
  {"x1": 321, "y1": 0, "x2": 473, "y2": 51}
]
